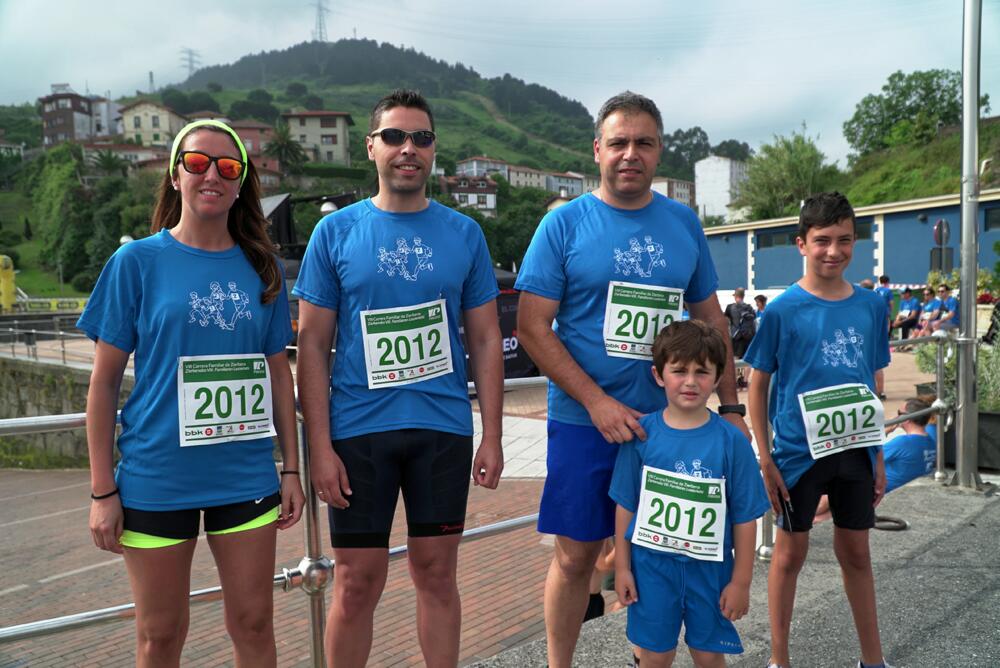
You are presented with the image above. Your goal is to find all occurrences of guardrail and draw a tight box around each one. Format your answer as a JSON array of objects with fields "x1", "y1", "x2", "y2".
[
  {"x1": 0, "y1": 414, "x2": 538, "y2": 667},
  {"x1": 755, "y1": 331, "x2": 955, "y2": 560}
]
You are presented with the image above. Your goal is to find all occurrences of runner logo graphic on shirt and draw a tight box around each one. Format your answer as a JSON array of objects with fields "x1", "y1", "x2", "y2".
[
  {"x1": 188, "y1": 280, "x2": 253, "y2": 331},
  {"x1": 613, "y1": 235, "x2": 665, "y2": 278},
  {"x1": 820, "y1": 327, "x2": 865, "y2": 368},
  {"x1": 674, "y1": 459, "x2": 714, "y2": 479},
  {"x1": 376, "y1": 237, "x2": 434, "y2": 282}
]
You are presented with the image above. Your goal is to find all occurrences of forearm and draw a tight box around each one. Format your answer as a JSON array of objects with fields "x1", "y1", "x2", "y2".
[
  {"x1": 268, "y1": 352, "x2": 298, "y2": 470},
  {"x1": 730, "y1": 520, "x2": 757, "y2": 585},
  {"x1": 85, "y1": 379, "x2": 121, "y2": 494},
  {"x1": 467, "y1": 317, "x2": 504, "y2": 440},
  {"x1": 296, "y1": 334, "x2": 334, "y2": 456},
  {"x1": 520, "y1": 321, "x2": 606, "y2": 408},
  {"x1": 614, "y1": 505, "x2": 635, "y2": 572},
  {"x1": 748, "y1": 370, "x2": 772, "y2": 460}
]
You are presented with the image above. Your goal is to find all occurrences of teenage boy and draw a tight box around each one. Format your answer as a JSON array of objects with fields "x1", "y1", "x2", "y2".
[
  {"x1": 295, "y1": 89, "x2": 504, "y2": 668},
  {"x1": 744, "y1": 192, "x2": 893, "y2": 668},
  {"x1": 611, "y1": 320, "x2": 768, "y2": 668}
]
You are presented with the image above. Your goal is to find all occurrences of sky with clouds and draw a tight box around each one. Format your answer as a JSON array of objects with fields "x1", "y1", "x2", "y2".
[{"x1": 1, "y1": 0, "x2": 998, "y2": 164}]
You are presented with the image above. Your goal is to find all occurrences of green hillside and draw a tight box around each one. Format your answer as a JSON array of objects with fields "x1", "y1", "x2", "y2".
[{"x1": 846, "y1": 117, "x2": 1000, "y2": 206}]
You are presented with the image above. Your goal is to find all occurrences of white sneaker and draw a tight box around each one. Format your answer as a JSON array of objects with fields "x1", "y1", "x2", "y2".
[{"x1": 856, "y1": 661, "x2": 894, "y2": 668}]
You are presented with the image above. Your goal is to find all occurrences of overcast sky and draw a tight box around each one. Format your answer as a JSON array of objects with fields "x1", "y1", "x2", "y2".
[{"x1": 2, "y1": 0, "x2": 998, "y2": 164}]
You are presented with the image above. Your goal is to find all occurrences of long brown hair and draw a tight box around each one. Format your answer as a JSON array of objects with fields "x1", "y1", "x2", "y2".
[{"x1": 150, "y1": 128, "x2": 281, "y2": 303}]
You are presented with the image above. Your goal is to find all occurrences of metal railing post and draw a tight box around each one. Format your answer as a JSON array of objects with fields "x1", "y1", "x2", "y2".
[
  {"x1": 30, "y1": 329, "x2": 38, "y2": 360},
  {"x1": 59, "y1": 331, "x2": 66, "y2": 365},
  {"x1": 290, "y1": 420, "x2": 331, "y2": 668},
  {"x1": 934, "y1": 332, "x2": 950, "y2": 482},
  {"x1": 8, "y1": 327, "x2": 14, "y2": 356},
  {"x1": 757, "y1": 373, "x2": 775, "y2": 561}
]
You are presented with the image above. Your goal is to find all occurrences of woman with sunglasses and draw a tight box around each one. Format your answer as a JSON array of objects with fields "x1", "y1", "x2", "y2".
[{"x1": 79, "y1": 119, "x2": 303, "y2": 667}]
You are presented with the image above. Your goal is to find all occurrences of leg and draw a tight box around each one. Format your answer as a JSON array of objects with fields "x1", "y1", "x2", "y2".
[
  {"x1": 407, "y1": 534, "x2": 463, "y2": 668},
  {"x1": 688, "y1": 648, "x2": 726, "y2": 668},
  {"x1": 834, "y1": 527, "x2": 884, "y2": 665},
  {"x1": 767, "y1": 529, "x2": 810, "y2": 667},
  {"x1": 640, "y1": 647, "x2": 677, "y2": 668},
  {"x1": 123, "y1": 539, "x2": 198, "y2": 668},
  {"x1": 545, "y1": 536, "x2": 606, "y2": 668},
  {"x1": 206, "y1": 524, "x2": 279, "y2": 667},
  {"x1": 325, "y1": 547, "x2": 390, "y2": 668}
]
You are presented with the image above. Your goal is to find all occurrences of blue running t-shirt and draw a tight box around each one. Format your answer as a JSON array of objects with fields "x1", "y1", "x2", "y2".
[
  {"x1": 940, "y1": 296, "x2": 959, "y2": 326},
  {"x1": 293, "y1": 199, "x2": 498, "y2": 440},
  {"x1": 77, "y1": 230, "x2": 293, "y2": 511},
  {"x1": 897, "y1": 296, "x2": 921, "y2": 318},
  {"x1": 609, "y1": 411, "x2": 769, "y2": 574},
  {"x1": 884, "y1": 433, "x2": 935, "y2": 492},
  {"x1": 743, "y1": 284, "x2": 891, "y2": 489},
  {"x1": 515, "y1": 192, "x2": 719, "y2": 426},
  {"x1": 874, "y1": 285, "x2": 893, "y2": 313}
]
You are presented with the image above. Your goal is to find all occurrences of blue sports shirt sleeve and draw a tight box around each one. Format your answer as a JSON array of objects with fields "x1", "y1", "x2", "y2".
[
  {"x1": 726, "y1": 433, "x2": 771, "y2": 524},
  {"x1": 461, "y1": 226, "x2": 501, "y2": 310},
  {"x1": 77, "y1": 245, "x2": 140, "y2": 353},
  {"x1": 293, "y1": 215, "x2": 341, "y2": 311},
  {"x1": 742, "y1": 305, "x2": 779, "y2": 373},
  {"x1": 513, "y1": 210, "x2": 566, "y2": 301},
  {"x1": 608, "y1": 439, "x2": 643, "y2": 512}
]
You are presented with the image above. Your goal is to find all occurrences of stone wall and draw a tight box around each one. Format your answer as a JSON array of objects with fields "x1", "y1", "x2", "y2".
[{"x1": 0, "y1": 357, "x2": 132, "y2": 461}]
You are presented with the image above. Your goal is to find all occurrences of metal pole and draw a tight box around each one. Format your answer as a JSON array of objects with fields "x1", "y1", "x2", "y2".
[
  {"x1": 934, "y1": 333, "x2": 950, "y2": 482},
  {"x1": 756, "y1": 373, "x2": 775, "y2": 561},
  {"x1": 59, "y1": 331, "x2": 66, "y2": 365},
  {"x1": 292, "y1": 419, "x2": 331, "y2": 668},
  {"x1": 30, "y1": 328, "x2": 37, "y2": 360},
  {"x1": 953, "y1": 0, "x2": 983, "y2": 490}
]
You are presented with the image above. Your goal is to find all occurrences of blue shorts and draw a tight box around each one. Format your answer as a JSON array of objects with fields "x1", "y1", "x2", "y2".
[
  {"x1": 627, "y1": 547, "x2": 743, "y2": 654},
  {"x1": 537, "y1": 419, "x2": 618, "y2": 542}
]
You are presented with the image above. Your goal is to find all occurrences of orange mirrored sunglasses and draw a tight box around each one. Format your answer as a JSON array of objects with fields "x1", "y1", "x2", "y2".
[{"x1": 177, "y1": 150, "x2": 245, "y2": 180}]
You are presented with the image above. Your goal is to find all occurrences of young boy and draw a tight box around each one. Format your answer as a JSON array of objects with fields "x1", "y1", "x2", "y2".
[
  {"x1": 611, "y1": 320, "x2": 769, "y2": 668},
  {"x1": 743, "y1": 192, "x2": 892, "y2": 668}
]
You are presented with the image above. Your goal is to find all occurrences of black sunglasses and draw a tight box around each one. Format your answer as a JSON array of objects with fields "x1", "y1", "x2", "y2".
[{"x1": 369, "y1": 128, "x2": 436, "y2": 148}]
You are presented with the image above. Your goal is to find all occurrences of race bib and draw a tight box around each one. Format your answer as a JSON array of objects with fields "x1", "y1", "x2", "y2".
[
  {"x1": 603, "y1": 281, "x2": 684, "y2": 360},
  {"x1": 797, "y1": 383, "x2": 885, "y2": 460},
  {"x1": 632, "y1": 465, "x2": 726, "y2": 562},
  {"x1": 177, "y1": 354, "x2": 274, "y2": 447},
  {"x1": 360, "y1": 298, "x2": 453, "y2": 389},
  {"x1": 898, "y1": 309, "x2": 911, "y2": 318}
]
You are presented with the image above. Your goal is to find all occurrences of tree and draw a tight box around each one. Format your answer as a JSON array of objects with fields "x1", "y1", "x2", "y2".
[
  {"x1": 160, "y1": 87, "x2": 191, "y2": 114},
  {"x1": 187, "y1": 91, "x2": 220, "y2": 113},
  {"x1": 302, "y1": 94, "x2": 324, "y2": 110},
  {"x1": 206, "y1": 82, "x2": 223, "y2": 93},
  {"x1": 843, "y1": 69, "x2": 991, "y2": 157},
  {"x1": 711, "y1": 139, "x2": 752, "y2": 162},
  {"x1": 23, "y1": 216, "x2": 31, "y2": 240},
  {"x1": 660, "y1": 127, "x2": 711, "y2": 180},
  {"x1": 264, "y1": 122, "x2": 307, "y2": 174},
  {"x1": 89, "y1": 149, "x2": 129, "y2": 177},
  {"x1": 247, "y1": 89, "x2": 273, "y2": 104},
  {"x1": 734, "y1": 125, "x2": 842, "y2": 220},
  {"x1": 286, "y1": 82, "x2": 308, "y2": 98}
]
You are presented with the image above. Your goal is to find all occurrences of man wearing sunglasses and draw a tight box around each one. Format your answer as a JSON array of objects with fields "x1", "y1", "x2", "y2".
[
  {"x1": 515, "y1": 91, "x2": 747, "y2": 668},
  {"x1": 294, "y1": 89, "x2": 504, "y2": 668}
]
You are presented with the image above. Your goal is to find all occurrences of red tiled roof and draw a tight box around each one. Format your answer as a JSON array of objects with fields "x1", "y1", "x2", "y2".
[{"x1": 230, "y1": 119, "x2": 273, "y2": 130}]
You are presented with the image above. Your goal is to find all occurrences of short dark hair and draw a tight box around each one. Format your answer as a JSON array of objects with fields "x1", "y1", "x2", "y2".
[
  {"x1": 903, "y1": 397, "x2": 932, "y2": 427},
  {"x1": 938, "y1": 283, "x2": 950, "y2": 291},
  {"x1": 754, "y1": 294, "x2": 768, "y2": 306},
  {"x1": 652, "y1": 320, "x2": 727, "y2": 380},
  {"x1": 879, "y1": 275, "x2": 890, "y2": 283},
  {"x1": 797, "y1": 192, "x2": 855, "y2": 240},
  {"x1": 594, "y1": 91, "x2": 663, "y2": 140},
  {"x1": 369, "y1": 89, "x2": 434, "y2": 132},
  {"x1": 902, "y1": 287, "x2": 913, "y2": 294}
]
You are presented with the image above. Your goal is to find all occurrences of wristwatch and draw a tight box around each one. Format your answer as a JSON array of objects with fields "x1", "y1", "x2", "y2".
[{"x1": 718, "y1": 404, "x2": 746, "y2": 417}]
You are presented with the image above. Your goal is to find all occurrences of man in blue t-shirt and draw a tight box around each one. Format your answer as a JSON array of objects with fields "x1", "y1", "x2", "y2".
[
  {"x1": 930, "y1": 283, "x2": 960, "y2": 332},
  {"x1": 890, "y1": 287, "x2": 921, "y2": 341},
  {"x1": 294, "y1": 90, "x2": 504, "y2": 667},
  {"x1": 744, "y1": 192, "x2": 892, "y2": 668},
  {"x1": 515, "y1": 91, "x2": 749, "y2": 668}
]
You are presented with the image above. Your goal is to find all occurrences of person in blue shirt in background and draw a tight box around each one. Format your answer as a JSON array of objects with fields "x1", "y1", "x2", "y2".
[
  {"x1": 930, "y1": 284, "x2": 960, "y2": 332},
  {"x1": 612, "y1": 320, "x2": 768, "y2": 668},
  {"x1": 890, "y1": 287, "x2": 921, "y2": 343},
  {"x1": 875, "y1": 275, "x2": 894, "y2": 335},
  {"x1": 915, "y1": 287, "x2": 942, "y2": 338}
]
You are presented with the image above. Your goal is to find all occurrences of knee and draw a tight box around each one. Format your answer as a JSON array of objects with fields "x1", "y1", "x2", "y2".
[
  {"x1": 225, "y1": 605, "x2": 273, "y2": 646},
  {"x1": 136, "y1": 614, "x2": 188, "y2": 658},
  {"x1": 333, "y1": 566, "x2": 384, "y2": 617},
  {"x1": 834, "y1": 540, "x2": 871, "y2": 573},
  {"x1": 409, "y1": 555, "x2": 457, "y2": 601},
  {"x1": 770, "y1": 544, "x2": 807, "y2": 576},
  {"x1": 552, "y1": 547, "x2": 598, "y2": 582}
]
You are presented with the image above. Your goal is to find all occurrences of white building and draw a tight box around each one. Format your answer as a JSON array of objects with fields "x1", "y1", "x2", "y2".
[
  {"x1": 507, "y1": 164, "x2": 546, "y2": 189},
  {"x1": 456, "y1": 156, "x2": 508, "y2": 180},
  {"x1": 694, "y1": 155, "x2": 748, "y2": 222},
  {"x1": 651, "y1": 176, "x2": 696, "y2": 209}
]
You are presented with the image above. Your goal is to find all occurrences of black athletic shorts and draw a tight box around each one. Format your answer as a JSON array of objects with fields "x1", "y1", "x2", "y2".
[
  {"x1": 776, "y1": 448, "x2": 876, "y2": 532},
  {"x1": 122, "y1": 492, "x2": 281, "y2": 542},
  {"x1": 328, "y1": 429, "x2": 473, "y2": 548}
]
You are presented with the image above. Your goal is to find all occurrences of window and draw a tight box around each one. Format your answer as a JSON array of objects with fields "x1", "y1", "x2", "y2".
[
  {"x1": 243, "y1": 139, "x2": 254, "y2": 152},
  {"x1": 321, "y1": 135, "x2": 336, "y2": 145},
  {"x1": 299, "y1": 118, "x2": 306, "y2": 127},
  {"x1": 476, "y1": 181, "x2": 486, "y2": 188},
  {"x1": 320, "y1": 117, "x2": 337, "y2": 128},
  {"x1": 153, "y1": 133, "x2": 160, "y2": 142},
  {"x1": 326, "y1": 151, "x2": 333, "y2": 161},
  {"x1": 135, "y1": 134, "x2": 142, "y2": 143},
  {"x1": 757, "y1": 230, "x2": 795, "y2": 248},
  {"x1": 151, "y1": 116, "x2": 160, "y2": 128},
  {"x1": 985, "y1": 208, "x2": 1000, "y2": 232},
  {"x1": 44, "y1": 103, "x2": 53, "y2": 112},
  {"x1": 133, "y1": 116, "x2": 141, "y2": 129},
  {"x1": 299, "y1": 135, "x2": 307, "y2": 142},
  {"x1": 478, "y1": 194, "x2": 487, "y2": 205},
  {"x1": 459, "y1": 180, "x2": 468, "y2": 187},
  {"x1": 855, "y1": 220, "x2": 873, "y2": 240},
  {"x1": 57, "y1": 98, "x2": 70, "y2": 109}
]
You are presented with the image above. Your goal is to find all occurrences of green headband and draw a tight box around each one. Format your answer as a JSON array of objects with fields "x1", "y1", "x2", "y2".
[{"x1": 169, "y1": 119, "x2": 249, "y2": 186}]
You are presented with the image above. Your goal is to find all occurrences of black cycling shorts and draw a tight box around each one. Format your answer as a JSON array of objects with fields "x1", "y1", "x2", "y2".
[
  {"x1": 122, "y1": 492, "x2": 281, "y2": 542},
  {"x1": 777, "y1": 448, "x2": 876, "y2": 533},
  {"x1": 328, "y1": 429, "x2": 473, "y2": 548}
]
